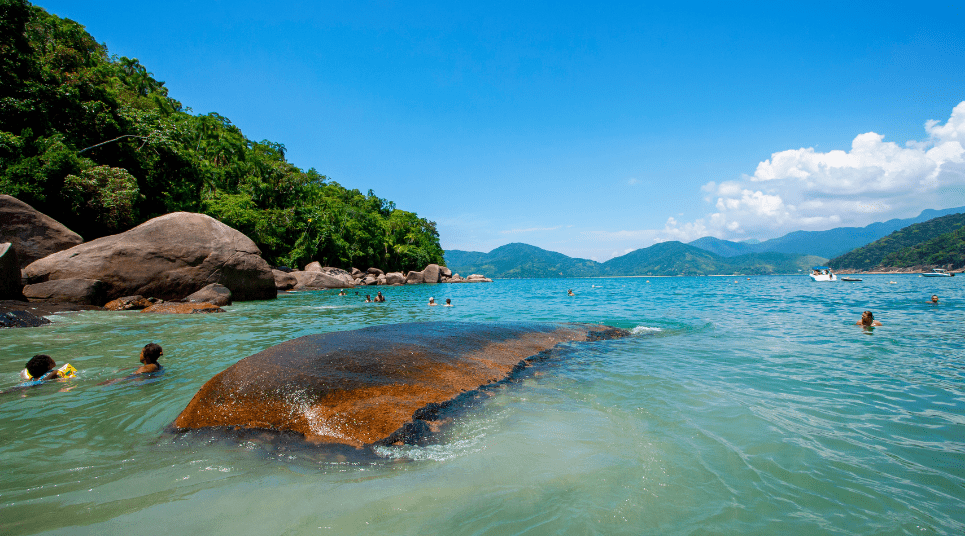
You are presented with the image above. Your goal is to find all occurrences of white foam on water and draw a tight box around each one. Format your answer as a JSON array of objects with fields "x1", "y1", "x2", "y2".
[{"x1": 631, "y1": 325, "x2": 663, "y2": 334}]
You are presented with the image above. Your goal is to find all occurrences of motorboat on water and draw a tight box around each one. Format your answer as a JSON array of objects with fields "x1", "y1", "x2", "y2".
[
  {"x1": 841, "y1": 277, "x2": 862, "y2": 282},
  {"x1": 809, "y1": 267, "x2": 837, "y2": 282},
  {"x1": 921, "y1": 268, "x2": 954, "y2": 277}
]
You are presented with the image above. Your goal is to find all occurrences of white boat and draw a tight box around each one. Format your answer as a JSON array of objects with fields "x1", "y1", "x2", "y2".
[
  {"x1": 921, "y1": 268, "x2": 954, "y2": 277},
  {"x1": 809, "y1": 267, "x2": 837, "y2": 282}
]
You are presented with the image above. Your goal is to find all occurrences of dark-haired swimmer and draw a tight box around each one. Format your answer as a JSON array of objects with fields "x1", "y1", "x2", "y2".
[
  {"x1": 22, "y1": 354, "x2": 58, "y2": 381},
  {"x1": 855, "y1": 311, "x2": 882, "y2": 327},
  {"x1": 365, "y1": 295, "x2": 372, "y2": 303},
  {"x1": 136, "y1": 343, "x2": 163, "y2": 374},
  {"x1": 444, "y1": 298, "x2": 453, "y2": 307},
  {"x1": 98, "y1": 343, "x2": 164, "y2": 386},
  {"x1": 930, "y1": 295, "x2": 939, "y2": 304}
]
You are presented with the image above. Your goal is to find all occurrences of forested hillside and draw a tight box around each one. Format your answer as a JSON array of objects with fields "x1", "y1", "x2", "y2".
[
  {"x1": 446, "y1": 241, "x2": 823, "y2": 278},
  {"x1": 0, "y1": 0, "x2": 444, "y2": 271},
  {"x1": 828, "y1": 212, "x2": 965, "y2": 270}
]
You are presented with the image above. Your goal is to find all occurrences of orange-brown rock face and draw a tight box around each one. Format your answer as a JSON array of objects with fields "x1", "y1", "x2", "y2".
[{"x1": 173, "y1": 322, "x2": 628, "y2": 447}]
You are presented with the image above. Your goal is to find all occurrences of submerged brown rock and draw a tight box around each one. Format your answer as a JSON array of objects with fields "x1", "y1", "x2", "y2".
[{"x1": 173, "y1": 322, "x2": 628, "y2": 447}]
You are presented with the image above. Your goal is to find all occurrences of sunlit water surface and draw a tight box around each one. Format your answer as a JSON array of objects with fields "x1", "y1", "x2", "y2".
[{"x1": 1, "y1": 275, "x2": 963, "y2": 535}]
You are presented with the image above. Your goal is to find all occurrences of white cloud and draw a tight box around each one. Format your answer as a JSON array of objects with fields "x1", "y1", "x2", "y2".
[
  {"x1": 662, "y1": 101, "x2": 965, "y2": 242},
  {"x1": 627, "y1": 178, "x2": 640, "y2": 185}
]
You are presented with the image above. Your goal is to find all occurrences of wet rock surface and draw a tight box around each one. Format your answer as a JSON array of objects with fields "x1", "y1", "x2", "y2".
[{"x1": 173, "y1": 322, "x2": 629, "y2": 448}]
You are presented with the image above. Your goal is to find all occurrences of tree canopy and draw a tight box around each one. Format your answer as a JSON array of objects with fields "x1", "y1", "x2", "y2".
[{"x1": 0, "y1": 0, "x2": 444, "y2": 271}]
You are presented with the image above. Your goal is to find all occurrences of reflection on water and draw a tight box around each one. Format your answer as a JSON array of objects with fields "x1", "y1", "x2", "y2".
[{"x1": 1, "y1": 275, "x2": 964, "y2": 535}]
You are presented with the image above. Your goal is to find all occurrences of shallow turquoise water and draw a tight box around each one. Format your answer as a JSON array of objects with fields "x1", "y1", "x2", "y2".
[{"x1": 1, "y1": 275, "x2": 963, "y2": 535}]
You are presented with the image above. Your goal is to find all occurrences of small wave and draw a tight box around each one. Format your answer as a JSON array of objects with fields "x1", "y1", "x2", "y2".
[{"x1": 631, "y1": 326, "x2": 663, "y2": 334}]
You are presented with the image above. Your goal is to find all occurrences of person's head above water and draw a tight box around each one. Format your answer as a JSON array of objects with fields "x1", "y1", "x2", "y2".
[
  {"x1": 428, "y1": 297, "x2": 436, "y2": 305},
  {"x1": 141, "y1": 343, "x2": 163, "y2": 365},
  {"x1": 931, "y1": 295, "x2": 939, "y2": 303},
  {"x1": 857, "y1": 311, "x2": 882, "y2": 327},
  {"x1": 25, "y1": 354, "x2": 55, "y2": 378}
]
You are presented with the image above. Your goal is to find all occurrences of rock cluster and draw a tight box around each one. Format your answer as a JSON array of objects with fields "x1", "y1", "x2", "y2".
[
  {"x1": 1, "y1": 195, "x2": 491, "y2": 314},
  {"x1": 276, "y1": 262, "x2": 492, "y2": 291},
  {"x1": 23, "y1": 212, "x2": 275, "y2": 303}
]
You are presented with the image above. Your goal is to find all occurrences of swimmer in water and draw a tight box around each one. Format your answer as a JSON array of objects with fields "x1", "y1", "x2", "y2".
[
  {"x1": 375, "y1": 291, "x2": 386, "y2": 303},
  {"x1": 567, "y1": 289, "x2": 575, "y2": 296},
  {"x1": 136, "y1": 343, "x2": 163, "y2": 374},
  {"x1": 930, "y1": 295, "x2": 939, "y2": 304},
  {"x1": 428, "y1": 297, "x2": 437, "y2": 306},
  {"x1": 855, "y1": 311, "x2": 882, "y2": 327},
  {"x1": 444, "y1": 298, "x2": 453, "y2": 307},
  {"x1": 21, "y1": 354, "x2": 60, "y2": 382},
  {"x1": 364, "y1": 295, "x2": 372, "y2": 303},
  {"x1": 338, "y1": 289, "x2": 346, "y2": 296},
  {"x1": 98, "y1": 343, "x2": 164, "y2": 386}
]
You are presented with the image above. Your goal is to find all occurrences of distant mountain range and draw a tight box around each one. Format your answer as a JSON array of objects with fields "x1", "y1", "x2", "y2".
[
  {"x1": 446, "y1": 242, "x2": 824, "y2": 278},
  {"x1": 445, "y1": 207, "x2": 965, "y2": 278},
  {"x1": 828, "y1": 212, "x2": 965, "y2": 270},
  {"x1": 686, "y1": 207, "x2": 965, "y2": 258}
]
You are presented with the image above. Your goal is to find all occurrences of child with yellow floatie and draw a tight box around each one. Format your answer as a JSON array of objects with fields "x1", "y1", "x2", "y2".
[{"x1": 19, "y1": 354, "x2": 76, "y2": 384}]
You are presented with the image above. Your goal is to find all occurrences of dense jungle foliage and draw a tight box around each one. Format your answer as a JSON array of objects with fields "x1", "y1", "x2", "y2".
[
  {"x1": 0, "y1": 0, "x2": 444, "y2": 271},
  {"x1": 828, "y1": 212, "x2": 965, "y2": 270}
]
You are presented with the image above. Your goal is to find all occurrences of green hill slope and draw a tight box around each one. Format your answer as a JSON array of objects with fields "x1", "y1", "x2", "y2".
[
  {"x1": 446, "y1": 242, "x2": 824, "y2": 278},
  {"x1": 0, "y1": 1, "x2": 443, "y2": 271},
  {"x1": 879, "y1": 226, "x2": 965, "y2": 268},
  {"x1": 446, "y1": 243, "x2": 602, "y2": 278},
  {"x1": 828, "y1": 213, "x2": 965, "y2": 270}
]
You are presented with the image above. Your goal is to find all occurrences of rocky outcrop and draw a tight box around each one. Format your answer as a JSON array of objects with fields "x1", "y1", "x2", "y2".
[
  {"x1": 142, "y1": 302, "x2": 225, "y2": 314},
  {"x1": 1, "y1": 310, "x2": 51, "y2": 328},
  {"x1": 405, "y1": 271, "x2": 424, "y2": 284},
  {"x1": 273, "y1": 269, "x2": 297, "y2": 291},
  {"x1": 366, "y1": 267, "x2": 384, "y2": 276},
  {"x1": 172, "y1": 322, "x2": 629, "y2": 448},
  {"x1": 103, "y1": 295, "x2": 157, "y2": 311},
  {"x1": 291, "y1": 270, "x2": 353, "y2": 290},
  {"x1": 186, "y1": 283, "x2": 232, "y2": 306},
  {"x1": 0, "y1": 243, "x2": 23, "y2": 300},
  {"x1": 304, "y1": 261, "x2": 323, "y2": 272},
  {"x1": 384, "y1": 272, "x2": 405, "y2": 285},
  {"x1": 466, "y1": 274, "x2": 494, "y2": 283},
  {"x1": 22, "y1": 212, "x2": 276, "y2": 304},
  {"x1": 0, "y1": 195, "x2": 84, "y2": 268},
  {"x1": 23, "y1": 279, "x2": 106, "y2": 305}
]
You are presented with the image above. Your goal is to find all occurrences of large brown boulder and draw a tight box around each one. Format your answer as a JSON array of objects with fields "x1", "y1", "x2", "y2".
[
  {"x1": 22, "y1": 212, "x2": 276, "y2": 303},
  {"x1": 0, "y1": 243, "x2": 23, "y2": 300},
  {"x1": 172, "y1": 322, "x2": 629, "y2": 447},
  {"x1": 384, "y1": 272, "x2": 405, "y2": 285},
  {"x1": 304, "y1": 261, "x2": 323, "y2": 272},
  {"x1": 273, "y1": 269, "x2": 297, "y2": 291},
  {"x1": 185, "y1": 283, "x2": 232, "y2": 306},
  {"x1": 23, "y1": 279, "x2": 106, "y2": 305},
  {"x1": 0, "y1": 195, "x2": 84, "y2": 268},
  {"x1": 291, "y1": 270, "x2": 353, "y2": 290},
  {"x1": 142, "y1": 302, "x2": 225, "y2": 314},
  {"x1": 405, "y1": 271, "x2": 424, "y2": 284},
  {"x1": 422, "y1": 264, "x2": 441, "y2": 284}
]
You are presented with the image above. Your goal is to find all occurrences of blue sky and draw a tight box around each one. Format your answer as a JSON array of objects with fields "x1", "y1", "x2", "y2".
[{"x1": 39, "y1": 1, "x2": 965, "y2": 260}]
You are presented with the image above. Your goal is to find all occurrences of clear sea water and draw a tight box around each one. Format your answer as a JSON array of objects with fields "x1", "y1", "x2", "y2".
[{"x1": 1, "y1": 275, "x2": 963, "y2": 535}]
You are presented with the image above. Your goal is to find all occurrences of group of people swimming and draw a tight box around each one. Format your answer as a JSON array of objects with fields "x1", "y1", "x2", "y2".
[
  {"x1": 14, "y1": 343, "x2": 164, "y2": 389},
  {"x1": 336, "y1": 288, "x2": 454, "y2": 306}
]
